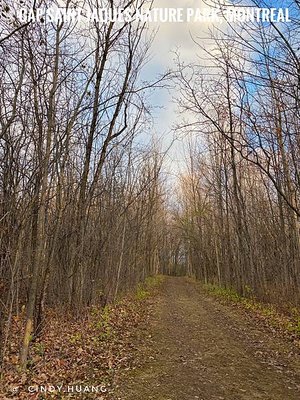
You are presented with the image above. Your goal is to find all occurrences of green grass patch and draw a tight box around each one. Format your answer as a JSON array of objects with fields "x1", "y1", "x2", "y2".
[
  {"x1": 204, "y1": 283, "x2": 300, "y2": 337},
  {"x1": 135, "y1": 274, "x2": 164, "y2": 301},
  {"x1": 204, "y1": 283, "x2": 242, "y2": 302},
  {"x1": 136, "y1": 284, "x2": 150, "y2": 300},
  {"x1": 69, "y1": 332, "x2": 82, "y2": 344},
  {"x1": 145, "y1": 275, "x2": 164, "y2": 288}
]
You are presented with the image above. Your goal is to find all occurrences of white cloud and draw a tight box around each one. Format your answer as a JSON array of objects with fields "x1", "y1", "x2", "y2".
[{"x1": 145, "y1": 0, "x2": 218, "y2": 176}]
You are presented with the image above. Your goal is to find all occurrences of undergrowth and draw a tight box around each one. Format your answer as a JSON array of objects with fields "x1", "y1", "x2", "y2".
[
  {"x1": 204, "y1": 283, "x2": 300, "y2": 338},
  {"x1": 135, "y1": 275, "x2": 164, "y2": 301},
  {"x1": 1, "y1": 275, "x2": 163, "y2": 399}
]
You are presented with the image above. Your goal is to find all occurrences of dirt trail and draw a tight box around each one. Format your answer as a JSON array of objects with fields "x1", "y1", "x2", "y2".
[{"x1": 114, "y1": 277, "x2": 300, "y2": 400}]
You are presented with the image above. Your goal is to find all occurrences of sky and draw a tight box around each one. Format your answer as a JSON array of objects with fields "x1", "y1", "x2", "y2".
[
  {"x1": 142, "y1": 0, "x2": 220, "y2": 178},
  {"x1": 142, "y1": 0, "x2": 295, "y2": 178},
  {"x1": 5, "y1": 0, "x2": 291, "y2": 178}
]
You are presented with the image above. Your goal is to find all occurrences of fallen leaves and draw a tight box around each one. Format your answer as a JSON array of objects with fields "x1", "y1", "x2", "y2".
[{"x1": 0, "y1": 292, "x2": 153, "y2": 399}]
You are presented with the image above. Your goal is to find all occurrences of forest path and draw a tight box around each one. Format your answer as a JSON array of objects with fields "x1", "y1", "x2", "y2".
[{"x1": 114, "y1": 276, "x2": 300, "y2": 400}]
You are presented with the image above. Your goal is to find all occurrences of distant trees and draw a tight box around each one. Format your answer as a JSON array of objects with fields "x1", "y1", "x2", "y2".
[{"x1": 174, "y1": 2, "x2": 300, "y2": 305}]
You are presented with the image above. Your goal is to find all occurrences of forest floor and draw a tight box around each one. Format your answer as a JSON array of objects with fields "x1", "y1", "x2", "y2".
[
  {"x1": 114, "y1": 276, "x2": 300, "y2": 400},
  {"x1": 3, "y1": 276, "x2": 300, "y2": 399}
]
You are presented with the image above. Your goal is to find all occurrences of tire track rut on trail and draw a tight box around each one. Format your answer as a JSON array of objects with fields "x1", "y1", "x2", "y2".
[{"x1": 114, "y1": 277, "x2": 300, "y2": 400}]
